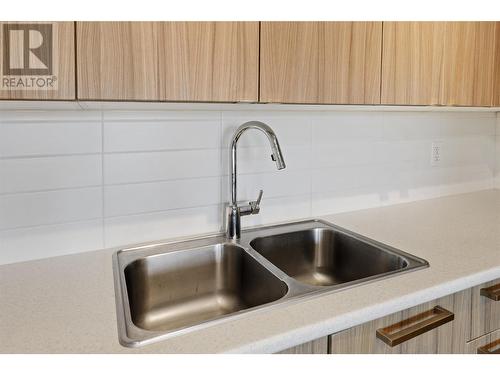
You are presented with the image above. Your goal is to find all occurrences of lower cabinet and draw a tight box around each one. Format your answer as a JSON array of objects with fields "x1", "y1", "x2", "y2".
[
  {"x1": 329, "y1": 289, "x2": 470, "y2": 354},
  {"x1": 276, "y1": 278, "x2": 500, "y2": 354}
]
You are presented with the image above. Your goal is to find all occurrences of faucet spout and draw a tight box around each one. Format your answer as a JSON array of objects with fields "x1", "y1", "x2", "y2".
[{"x1": 226, "y1": 121, "x2": 286, "y2": 239}]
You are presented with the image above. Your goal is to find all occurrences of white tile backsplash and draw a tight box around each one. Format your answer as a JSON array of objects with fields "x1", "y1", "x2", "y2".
[
  {"x1": 221, "y1": 112, "x2": 311, "y2": 148},
  {"x1": 313, "y1": 112, "x2": 385, "y2": 141},
  {"x1": 0, "y1": 155, "x2": 102, "y2": 193},
  {"x1": 0, "y1": 187, "x2": 103, "y2": 230},
  {"x1": 0, "y1": 120, "x2": 101, "y2": 157},
  {"x1": 104, "y1": 177, "x2": 221, "y2": 217},
  {"x1": 0, "y1": 219, "x2": 103, "y2": 265},
  {"x1": 241, "y1": 194, "x2": 311, "y2": 228},
  {"x1": 104, "y1": 119, "x2": 220, "y2": 152},
  {"x1": 104, "y1": 149, "x2": 221, "y2": 184},
  {"x1": 224, "y1": 169, "x2": 311, "y2": 202},
  {"x1": 0, "y1": 108, "x2": 497, "y2": 265},
  {"x1": 104, "y1": 205, "x2": 221, "y2": 248}
]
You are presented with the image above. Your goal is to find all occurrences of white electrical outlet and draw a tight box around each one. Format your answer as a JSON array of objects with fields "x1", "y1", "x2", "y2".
[{"x1": 431, "y1": 141, "x2": 443, "y2": 166}]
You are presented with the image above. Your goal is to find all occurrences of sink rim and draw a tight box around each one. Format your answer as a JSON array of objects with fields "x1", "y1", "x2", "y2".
[{"x1": 113, "y1": 219, "x2": 429, "y2": 347}]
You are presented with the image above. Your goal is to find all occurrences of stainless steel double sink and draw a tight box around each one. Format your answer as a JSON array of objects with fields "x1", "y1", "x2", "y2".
[{"x1": 113, "y1": 220, "x2": 428, "y2": 347}]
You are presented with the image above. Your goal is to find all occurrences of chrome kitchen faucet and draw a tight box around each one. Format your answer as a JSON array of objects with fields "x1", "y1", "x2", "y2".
[{"x1": 226, "y1": 121, "x2": 286, "y2": 240}]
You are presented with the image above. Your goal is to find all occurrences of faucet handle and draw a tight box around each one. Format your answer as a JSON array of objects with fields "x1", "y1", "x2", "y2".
[{"x1": 249, "y1": 190, "x2": 263, "y2": 214}]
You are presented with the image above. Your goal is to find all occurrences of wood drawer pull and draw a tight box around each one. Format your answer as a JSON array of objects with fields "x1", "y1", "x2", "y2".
[
  {"x1": 480, "y1": 284, "x2": 500, "y2": 301},
  {"x1": 376, "y1": 306, "x2": 454, "y2": 347},
  {"x1": 477, "y1": 339, "x2": 500, "y2": 354}
]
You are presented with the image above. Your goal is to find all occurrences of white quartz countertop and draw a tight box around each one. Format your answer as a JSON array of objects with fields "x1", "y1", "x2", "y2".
[{"x1": 1, "y1": 190, "x2": 500, "y2": 353}]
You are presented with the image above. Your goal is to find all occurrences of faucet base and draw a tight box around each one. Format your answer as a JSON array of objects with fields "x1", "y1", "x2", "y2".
[{"x1": 226, "y1": 205, "x2": 241, "y2": 240}]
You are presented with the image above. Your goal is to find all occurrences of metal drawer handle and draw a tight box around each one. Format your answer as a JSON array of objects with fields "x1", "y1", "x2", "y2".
[
  {"x1": 480, "y1": 284, "x2": 500, "y2": 301},
  {"x1": 477, "y1": 339, "x2": 500, "y2": 354},
  {"x1": 376, "y1": 306, "x2": 454, "y2": 347}
]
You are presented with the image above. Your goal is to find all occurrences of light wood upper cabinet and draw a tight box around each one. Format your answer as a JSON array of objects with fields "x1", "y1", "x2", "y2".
[
  {"x1": 76, "y1": 22, "x2": 259, "y2": 102},
  {"x1": 0, "y1": 22, "x2": 75, "y2": 100},
  {"x1": 1, "y1": 21, "x2": 498, "y2": 106},
  {"x1": 260, "y1": 22, "x2": 383, "y2": 104},
  {"x1": 382, "y1": 22, "x2": 498, "y2": 106},
  {"x1": 77, "y1": 22, "x2": 159, "y2": 101},
  {"x1": 494, "y1": 23, "x2": 500, "y2": 106},
  {"x1": 442, "y1": 22, "x2": 496, "y2": 106},
  {"x1": 381, "y1": 22, "x2": 445, "y2": 105}
]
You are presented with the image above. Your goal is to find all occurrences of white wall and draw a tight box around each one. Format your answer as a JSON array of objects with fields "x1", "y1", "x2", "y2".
[{"x1": 0, "y1": 109, "x2": 496, "y2": 265}]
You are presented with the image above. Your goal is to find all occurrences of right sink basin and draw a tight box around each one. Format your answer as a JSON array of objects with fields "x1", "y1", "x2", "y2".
[{"x1": 249, "y1": 223, "x2": 424, "y2": 288}]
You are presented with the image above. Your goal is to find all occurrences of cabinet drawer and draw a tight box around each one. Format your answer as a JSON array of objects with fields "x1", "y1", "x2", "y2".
[
  {"x1": 467, "y1": 328, "x2": 500, "y2": 354},
  {"x1": 329, "y1": 289, "x2": 470, "y2": 354},
  {"x1": 471, "y1": 278, "x2": 500, "y2": 340}
]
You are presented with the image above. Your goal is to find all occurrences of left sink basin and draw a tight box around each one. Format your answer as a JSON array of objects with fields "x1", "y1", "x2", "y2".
[{"x1": 114, "y1": 241, "x2": 288, "y2": 346}]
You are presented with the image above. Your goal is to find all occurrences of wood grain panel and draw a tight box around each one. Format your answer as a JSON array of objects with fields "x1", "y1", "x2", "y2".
[
  {"x1": 493, "y1": 22, "x2": 500, "y2": 106},
  {"x1": 399, "y1": 290, "x2": 470, "y2": 354},
  {"x1": 442, "y1": 22, "x2": 496, "y2": 106},
  {"x1": 277, "y1": 337, "x2": 328, "y2": 354},
  {"x1": 466, "y1": 328, "x2": 500, "y2": 354},
  {"x1": 382, "y1": 22, "x2": 496, "y2": 106},
  {"x1": 329, "y1": 289, "x2": 471, "y2": 354},
  {"x1": 157, "y1": 22, "x2": 258, "y2": 102},
  {"x1": 0, "y1": 22, "x2": 75, "y2": 100},
  {"x1": 260, "y1": 22, "x2": 382, "y2": 104},
  {"x1": 329, "y1": 312, "x2": 403, "y2": 354},
  {"x1": 77, "y1": 22, "x2": 160, "y2": 101},
  {"x1": 471, "y1": 278, "x2": 500, "y2": 340},
  {"x1": 381, "y1": 22, "x2": 445, "y2": 105},
  {"x1": 76, "y1": 22, "x2": 259, "y2": 102}
]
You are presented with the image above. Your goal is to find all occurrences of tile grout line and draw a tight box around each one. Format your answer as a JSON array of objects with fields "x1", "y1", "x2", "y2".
[
  {"x1": 0, "y1": 152, "x2": 102, "y2": 160},
  {"x1": 309, "y1": 116, "x2": 314, "y2": 218},
  {"x1": 0, "y1": 216, "x2": 105, "y2": 233},
  {"x1": 0, "y1": 215, "x2": 108, "y2": 233},
  {"x1": 219, "y1": 111, "x2": 225, "y2": 232},
  {"x1": 0, "y1": 184, "x2": 104, "y2": 197},
  {"x1": 100, "y1": 110, "x2": 106, "y2": 248},
  {"x1": 495, "y1": 113, "x2": 500, "y2": 188},
  {"x1": 0, "y1": 168, "x2": 316, "y2": 197}
]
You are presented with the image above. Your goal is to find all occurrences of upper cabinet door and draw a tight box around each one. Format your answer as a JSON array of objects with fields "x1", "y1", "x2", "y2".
[
  {"x1": 76, "y1": 22, "x2": 259, "y2": 102},
  {"x1": 382, "y1": 22, "x2": 497, "y2": 106},
  {"x1": 0, "y1": 22, "x2": 75, "y2": 100},
  {"x1": 381, "y1": 22, "x2": 445, "y2": 105},
  {"x1": 260, "y1": 22, "x2": 383, "y2": 104}
]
